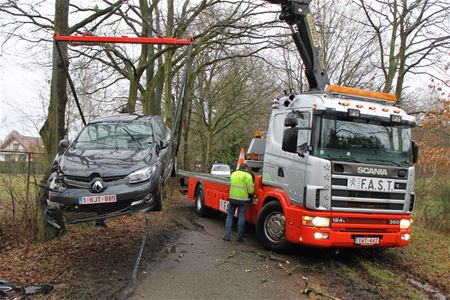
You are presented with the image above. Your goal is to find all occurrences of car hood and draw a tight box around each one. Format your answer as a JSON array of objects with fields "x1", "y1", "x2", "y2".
[{"x1": 59, "y1": 147, "x2": 155, "y2": 177}]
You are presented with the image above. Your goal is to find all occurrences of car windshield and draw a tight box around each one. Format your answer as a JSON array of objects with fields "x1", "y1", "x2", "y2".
[
  {"x1": 212, "y1": 165, "x2": 230, "y2": 172},
  {"x1": 314, "y1": 116, "x2": 413, "y2": 166},
  {"x1": 73, "y1": 121, "x2": 154, "y2": 150}
]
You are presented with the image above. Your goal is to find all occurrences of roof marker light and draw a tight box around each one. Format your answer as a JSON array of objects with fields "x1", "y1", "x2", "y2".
[
  {"x1": 382, "y1": 108, "x2": 389, "y2": 112},
  {"x1": 369, "y1": 106, "x2": 376, "y2": 110},
  {"x1": 348, "y1": 109, "x2": 360, "y2": 117},
  {"x1": 356, "y1": 104, "x2": 363, "y2": 108},
  {"x1": 394, "y1": 109, "x2": 401, "y2": 114}
]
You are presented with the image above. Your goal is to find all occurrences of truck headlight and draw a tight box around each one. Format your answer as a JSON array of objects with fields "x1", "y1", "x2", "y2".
[
  {"x1": 128, "y1": 166, "x2": 156, "y2": 184},
  {"x1": 303, "y1": 216, "x2": 330, "y2": 227},
  {"x1": 400, "y1": 219, "x2": 411, "y2": 229}
]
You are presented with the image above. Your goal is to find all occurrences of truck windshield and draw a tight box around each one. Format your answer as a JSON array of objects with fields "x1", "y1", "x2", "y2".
[
  {"x1": 314, "y1": 116, "x2": 413, "y2": 166},
  {"x1": 73, "y1": 122, "x2": 154, "y2": 150}
]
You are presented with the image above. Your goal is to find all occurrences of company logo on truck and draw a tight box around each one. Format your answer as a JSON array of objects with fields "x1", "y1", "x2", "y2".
[{"x1": 357, "y1": 167, "x2": 388, "y2": 176}]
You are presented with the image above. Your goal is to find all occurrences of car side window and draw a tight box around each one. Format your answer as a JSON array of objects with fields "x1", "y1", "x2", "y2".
[
  {"x1": 152, "y1": 119, "x2": 164, "y2": 141},
  {"x1": 156, "y1": 118, "x2": 167, "y2": 136}
]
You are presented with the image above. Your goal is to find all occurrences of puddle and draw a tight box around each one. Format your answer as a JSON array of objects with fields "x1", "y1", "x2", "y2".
[{"x1": 409, "y1": 276, "x2": 448, "y2": 300}]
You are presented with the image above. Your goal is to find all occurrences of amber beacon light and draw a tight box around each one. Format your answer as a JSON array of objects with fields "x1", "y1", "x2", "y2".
[{"x1": 326, "y1": 85, "x2": 397, "y2": 102}]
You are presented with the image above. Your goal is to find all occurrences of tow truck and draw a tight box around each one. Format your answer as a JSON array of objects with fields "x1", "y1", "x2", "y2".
[{"x1": 180, "y1": 0, "x2": 419, "y2": 251}]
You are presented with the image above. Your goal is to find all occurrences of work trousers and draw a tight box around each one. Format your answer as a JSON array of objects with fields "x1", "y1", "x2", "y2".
[{"x1": 224, "y1": 202, "x2": 248, "y2": 240}]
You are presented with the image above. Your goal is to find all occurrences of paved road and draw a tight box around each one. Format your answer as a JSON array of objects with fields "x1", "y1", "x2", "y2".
[{"x1": 132, "y1": 214, "x2": 308, "y2": 300}]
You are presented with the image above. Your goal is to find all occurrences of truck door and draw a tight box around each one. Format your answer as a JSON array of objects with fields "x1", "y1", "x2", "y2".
[{"x1": 263, "y1": 109, "x2": 312, "y2": 204}]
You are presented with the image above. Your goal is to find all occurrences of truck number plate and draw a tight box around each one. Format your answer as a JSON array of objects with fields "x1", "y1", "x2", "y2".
[
  {"x1": 219, "y1": 199, "x2": 238, "y2": 217},
  {"x1": 79, "y1": 194, "x2": 117, "y2": 205},
  {"x1": 347, "y1": 176, "x2": 396, "y2": 192},
  {"x1": 219, "y1": 199, "x2": 229, "y2": 213},
  {"x1": 354, "y1": 237, "x2": 380, "y2": 245}
]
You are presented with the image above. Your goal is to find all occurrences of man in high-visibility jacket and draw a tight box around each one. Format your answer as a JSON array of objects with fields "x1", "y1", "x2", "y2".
[{"x1": 223, "y1": 163, "x2": 254, "y2": 242}]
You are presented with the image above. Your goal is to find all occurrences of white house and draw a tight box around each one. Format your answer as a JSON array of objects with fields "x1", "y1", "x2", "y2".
[{"x1": 0, "y1": 130, "x2": 44, "y2": 161}]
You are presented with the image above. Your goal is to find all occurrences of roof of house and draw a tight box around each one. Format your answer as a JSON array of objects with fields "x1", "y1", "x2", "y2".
[{"x1": 0, "y1": 130, "x2": 44, "y2": 152}]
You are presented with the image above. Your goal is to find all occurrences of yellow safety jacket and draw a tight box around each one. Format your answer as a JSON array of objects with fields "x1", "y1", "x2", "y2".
[{"x1": 229, "y1": 170, "x2": 254, "y2": 202}]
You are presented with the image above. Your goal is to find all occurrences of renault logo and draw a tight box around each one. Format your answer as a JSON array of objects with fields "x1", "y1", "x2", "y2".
[{"x1": 92, "y1": 181, "x2": 104, "y2": 193}]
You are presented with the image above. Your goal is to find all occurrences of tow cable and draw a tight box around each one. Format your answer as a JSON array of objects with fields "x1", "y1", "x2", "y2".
[{"x1": 123, "y1": 215, "x2": 149, "y2": 299}]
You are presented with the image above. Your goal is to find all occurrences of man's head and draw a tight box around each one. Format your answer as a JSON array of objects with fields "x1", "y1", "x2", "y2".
[{"x1": 238, "y1": 163, "x2": 248, "y2": 171}]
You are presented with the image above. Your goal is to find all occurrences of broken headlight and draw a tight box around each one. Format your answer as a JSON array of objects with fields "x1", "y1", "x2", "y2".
[{"x1": 128, "y1": 166, "x2": 156, "y2": 184}]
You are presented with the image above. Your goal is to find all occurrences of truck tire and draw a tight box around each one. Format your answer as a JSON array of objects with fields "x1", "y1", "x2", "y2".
[
  {"x1": 256, "y1": 201, "x2": 291, "y2": 253},
  {"x1": 194, "y1": 186, "x2": 209, "y2": 217}
]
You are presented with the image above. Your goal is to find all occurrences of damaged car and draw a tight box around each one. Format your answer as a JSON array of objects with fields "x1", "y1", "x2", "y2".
[{"x1": 46, "y1": 114, "x2": 177, "y2": 228}]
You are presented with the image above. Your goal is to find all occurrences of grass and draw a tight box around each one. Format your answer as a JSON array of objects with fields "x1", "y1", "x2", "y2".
[
  {"x1": 414, "y1": 178, "x2": 450, "y2": 233},
  {"x1": 361, "y1": 260, "x2": 427, "y2": 300},
  {"x1": 385, "y1": 225, "x2": 450, "y2": 291}
]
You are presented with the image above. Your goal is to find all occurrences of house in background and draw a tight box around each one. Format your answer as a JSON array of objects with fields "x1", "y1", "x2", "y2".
[{"x1": 0, "y1": 130, "x2": 44, "y2": 161}]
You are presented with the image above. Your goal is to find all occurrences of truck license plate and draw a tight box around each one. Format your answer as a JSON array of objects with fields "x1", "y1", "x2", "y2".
[
  {"x1": 354, "y1": 237, "x2": 380, "y2": 245},
  {"x1": 79, "y1": 194, "x2": 117, "y2": 205},
  {"x1": 347, "y1": 176, "x2": 396, "y2": 192},
  {"x1": 219, "y1": 199, "x2": 229, "y2": 213}
]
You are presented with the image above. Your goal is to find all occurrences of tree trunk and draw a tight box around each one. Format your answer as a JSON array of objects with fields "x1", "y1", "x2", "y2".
[
  {"x1": 163, "y1": 0, "x2": 174, "y2": 125},
  {"x1": 37, "y1": 0, "x2": 69, "y2": 241}
]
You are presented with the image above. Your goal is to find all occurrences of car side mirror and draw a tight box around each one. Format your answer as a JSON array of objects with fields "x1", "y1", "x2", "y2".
[
  {"x1": 412, "y1": 140, "x2": 419, "y2": 163},
  {"x1": 159, "y1": 140, "x2": 169, "y2": 149},
  {"x1": 58, "y1": 139, "x2": 69, "y2": 153}
]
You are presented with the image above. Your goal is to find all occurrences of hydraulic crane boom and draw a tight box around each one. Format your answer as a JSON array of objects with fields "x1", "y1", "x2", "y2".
[{"x1": 267, "y1": 0, "x2": 329, "y2": 91}]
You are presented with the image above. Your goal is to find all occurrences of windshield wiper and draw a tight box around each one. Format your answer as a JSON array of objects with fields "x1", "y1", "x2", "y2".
[
  {"x1": 366, "y1": 158, "x2": 402, "y2": 167},
  {"x1": 123, "y1": 128, "x2": 142, "y2": 150}
]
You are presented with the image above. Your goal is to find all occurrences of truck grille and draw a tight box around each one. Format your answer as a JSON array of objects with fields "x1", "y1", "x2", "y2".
[{"x1": 331, "y1": 174, "x2": 406, "y2": 213}]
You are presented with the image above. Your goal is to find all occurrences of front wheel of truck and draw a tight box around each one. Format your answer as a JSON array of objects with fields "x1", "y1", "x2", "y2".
[{"x1": 256, "y1": 201, "x2": 291, "y2": 253}]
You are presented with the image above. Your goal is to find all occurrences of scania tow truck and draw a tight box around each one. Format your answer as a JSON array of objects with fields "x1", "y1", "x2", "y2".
[{"x1": 179, "y1": 0, "x2": 419, "y2": 251}]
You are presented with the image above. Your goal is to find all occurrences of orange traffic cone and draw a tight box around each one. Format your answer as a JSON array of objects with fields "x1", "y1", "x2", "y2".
[{"x1": 237, "y1": 147, "x2": 245, "y2": 170}]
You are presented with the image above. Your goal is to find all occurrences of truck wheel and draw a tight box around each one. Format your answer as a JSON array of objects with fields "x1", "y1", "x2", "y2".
[
  {"x1": 256, "y1": 201, "x2": 290, "y2": 253},
  {"x1": 194, "y1": 186, "x2": 209, "y2": 217},
  {"x1": 171, "y1": 156, "x2": 178, "y2": 177}
]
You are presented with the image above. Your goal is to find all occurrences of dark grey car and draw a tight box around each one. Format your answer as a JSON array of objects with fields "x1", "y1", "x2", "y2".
[{"x1": 46, "y1": 114, "x2": 177, "y2": 227}]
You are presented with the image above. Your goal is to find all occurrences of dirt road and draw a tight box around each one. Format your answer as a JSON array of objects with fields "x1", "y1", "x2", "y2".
[
  {"x1": 2, "y1": 185, "x2": 445, "y2": 299},
  {"x1": 132, "y1": 215, "x2": 308, "y2": 300}
]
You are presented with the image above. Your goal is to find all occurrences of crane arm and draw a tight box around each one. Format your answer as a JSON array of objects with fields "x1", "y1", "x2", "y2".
[{"x1": 265, "y1": 0, "x2": 329, "y2": 91}]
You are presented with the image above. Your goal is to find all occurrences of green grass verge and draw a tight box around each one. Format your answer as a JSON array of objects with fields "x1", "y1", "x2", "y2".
[
  {"x1": 361, "y1": 260, "x2": 427, "y2": 300},
  {"x1": 386, "y1": 225, "x2": 450, "y2": 289}
]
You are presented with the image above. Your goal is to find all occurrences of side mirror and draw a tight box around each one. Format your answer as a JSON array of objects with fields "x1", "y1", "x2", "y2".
[
  {"x1": 296, "y1": 143, "x2": 308, "y2": 158},
  {"x1": 58, "y1": 139, "x2": 69, "y2": 153},
  {"x1": 412, "y1": 141, "x2": 419, "y2": 163},
  {"x1": 159, "y1": 140, "x2": 169, "y2": 149},
  {"x1": 282, "y1": 127, "x2": 298, "y2": 153}
]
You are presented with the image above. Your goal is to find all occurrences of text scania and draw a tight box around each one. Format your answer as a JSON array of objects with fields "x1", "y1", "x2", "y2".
[{"x1": 357, "y1": 167, "x2": 388, "y2": 176}]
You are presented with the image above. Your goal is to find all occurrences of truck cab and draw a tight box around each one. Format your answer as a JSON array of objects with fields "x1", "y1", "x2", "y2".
[{"x1": 253, "y1": 85, "x2": 417, "y2": 248}]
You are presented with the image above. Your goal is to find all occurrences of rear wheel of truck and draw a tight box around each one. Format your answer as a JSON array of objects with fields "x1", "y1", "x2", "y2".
[
  {"x1": 194, "y1": 186, "x2": 209, "y2": 217},
  {"x1": 256, "y1": 201, "x2": 291, "y2": 253}
]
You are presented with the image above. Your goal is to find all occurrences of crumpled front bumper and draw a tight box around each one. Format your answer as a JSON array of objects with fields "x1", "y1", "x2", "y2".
[{"x1": 45, "y1": 175, "x2": 160, "y2": 228}]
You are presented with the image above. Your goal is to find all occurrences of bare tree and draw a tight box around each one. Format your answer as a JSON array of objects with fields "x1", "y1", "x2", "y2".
[{"x1": 357, "y1": 0, "x2": 450, "y2": 100}]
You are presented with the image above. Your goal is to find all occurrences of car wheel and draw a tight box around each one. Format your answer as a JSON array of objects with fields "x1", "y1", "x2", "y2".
[
  {"x1": 171, "y1": 156, "x2": 178, "y2": 177},
  {"x1": 256, "y1": 201, "x2": 291, "y2": 253},
  {"x1": 194, "y1": 185, "x2": 209, "y2": 217}
]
